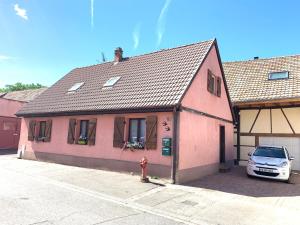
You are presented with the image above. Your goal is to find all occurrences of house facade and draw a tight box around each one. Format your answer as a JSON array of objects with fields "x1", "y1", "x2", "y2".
[
  {"x1": 17, "y1": 39, "x2": 234, "y2": 183},
  {"x1": 0, "y1": 89, "x2": 46, "y2": 149},
  {"x1": 224, "y1": 55, "x2": 300, "y2": 171}
]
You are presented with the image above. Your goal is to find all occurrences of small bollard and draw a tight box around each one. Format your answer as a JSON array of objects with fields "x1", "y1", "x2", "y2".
[{"x1": 140, "y1": 156, "x2": 149, "y2": 183}]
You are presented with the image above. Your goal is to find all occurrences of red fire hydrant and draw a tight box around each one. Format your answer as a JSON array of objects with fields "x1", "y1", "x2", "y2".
[{"x1": 140, "y1": 157, "x2": 149, "y2": 183}]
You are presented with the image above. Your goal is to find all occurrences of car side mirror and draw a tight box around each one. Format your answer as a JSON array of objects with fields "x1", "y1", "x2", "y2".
[
  {"x1": 248, "y1": 152, "x2": 252, "y2": 157},
  {"x1": 289, "y1": 157, "x2": 295, "y2": 161}
]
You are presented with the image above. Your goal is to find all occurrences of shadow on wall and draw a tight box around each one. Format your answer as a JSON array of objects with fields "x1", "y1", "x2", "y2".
[
  {"x1": 186, "y1": 166, "x2": 300, "y2": 197},
  {"x1": 0, "y1": 149, "x2": 18, "y2": 155}
]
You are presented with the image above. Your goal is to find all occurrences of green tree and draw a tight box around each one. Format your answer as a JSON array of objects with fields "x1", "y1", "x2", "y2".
[{"x1": 0, "y1": 82, "x2": 46, "y2": 93}]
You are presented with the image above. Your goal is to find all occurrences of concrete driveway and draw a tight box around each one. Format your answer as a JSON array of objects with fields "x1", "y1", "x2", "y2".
[
  {"x1": 1, "y1": 154, "x2": 300, "y2": 225},
  {"x1": 188, "y1": 166, "x2": 300, "y2": 198}
]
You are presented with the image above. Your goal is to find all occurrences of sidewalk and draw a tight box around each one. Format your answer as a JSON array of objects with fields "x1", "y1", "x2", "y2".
[{"x1": 1, "y1": 155, "x2": 300, "y2": 225}]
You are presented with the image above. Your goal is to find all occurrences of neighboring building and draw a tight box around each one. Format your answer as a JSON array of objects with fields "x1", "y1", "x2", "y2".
[
  {"x1": 16, "y1": 39, "x2": 234, "y2": 183},
  {"x1": 224, "y1": 55, "x2": 300, "y2": 170},
  {"x1": 0, "y1": 88, "x2": 47, "y2": 149}
]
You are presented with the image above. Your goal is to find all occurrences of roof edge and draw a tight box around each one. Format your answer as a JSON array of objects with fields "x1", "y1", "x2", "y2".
[
  {"x1": 16, "y1": 106, "x2": 175, "y2": 118},
  {"x1": 75, "y1": 39, "x2": 216, "y2": 70},
  {"x1": 223, "y1": 53, "x2": 300, "y2": 64}
]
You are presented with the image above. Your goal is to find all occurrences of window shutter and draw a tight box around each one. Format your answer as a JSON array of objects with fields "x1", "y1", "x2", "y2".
[
  {"x1": 216, "y1": 77, "x2": 221, "y2": 97},
  {"x1": 28, "y1": 120, "x2": 36, "y2": 141},
  {"x1": 87, "y1": 118, "x2": 97, "y2": 146},
  {"x1": 44, "y1": 120, "x2": 52, "y2": 142},
  {"x1": 207, "y1": 70, "x2": 212, "y2": 93},
  {"x1": 74, "y1": 120, "x2": 81, "y2": 144},
  {"x1": 113, "y1": 117, "x2": 125, "y2": 148},
  {"x1": 145, "y1": 116, "x2": 157, "y2": 150},
  {"x1": 35, "y1": 121, "x2": 41, "y2": 141},
  {"x1": 67, "y1": 118, "x2": 76, "y2": 144}
]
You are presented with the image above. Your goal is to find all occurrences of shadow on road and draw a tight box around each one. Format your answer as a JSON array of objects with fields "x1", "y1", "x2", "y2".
[
  {"x1": 0, "y1": 149, "x2": 17, "y2": 155},
  {"x1": 186, "y1": 166, "x2": 300, "y2": 198}
]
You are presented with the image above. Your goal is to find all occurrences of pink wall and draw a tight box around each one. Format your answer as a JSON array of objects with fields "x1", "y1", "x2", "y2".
[
  {"x1": 178, "y1": 44, "x2": 234, "y2": 170},
  {"x1": 19, "y1": 112, "x2": 173, "y2": 166},
  {"x1": 0, "y1": 98, "x2": 25, "y2": 118},
  {"x1": 181, "y1": 45, "x2": 232, "y2": 121}
]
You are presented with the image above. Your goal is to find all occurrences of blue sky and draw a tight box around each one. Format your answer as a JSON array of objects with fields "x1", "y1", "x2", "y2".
[{"x1": 0, "y1": 0, "x2": 300, "y2": 88}]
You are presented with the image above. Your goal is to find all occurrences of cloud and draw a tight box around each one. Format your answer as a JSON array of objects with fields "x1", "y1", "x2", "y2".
[
  {"x1": 14, "y1": 4, "x2": 28, "y2": 20},
  {"x1": 91, "y1": 0, "x2": 94, "y2": 28},
  {"x1": 156, "y1": 0, "x2": 172, "y2": 47},
  {"x1": 133, "y1": 23, "x2": 141, "y2": 50}
]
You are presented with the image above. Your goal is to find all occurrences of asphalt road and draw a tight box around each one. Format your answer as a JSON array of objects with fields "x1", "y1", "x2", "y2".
[{"x1": 0, "y1": 155, "x2": 184, "y2": 225}]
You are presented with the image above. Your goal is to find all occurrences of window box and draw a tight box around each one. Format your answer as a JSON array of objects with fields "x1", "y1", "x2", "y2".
[
  {"x1": 77, "y1": 137, "x2": 88, "y2": 145},
  {"x1": 124, "y1": 141, "x2": 145, "y2": 150}
]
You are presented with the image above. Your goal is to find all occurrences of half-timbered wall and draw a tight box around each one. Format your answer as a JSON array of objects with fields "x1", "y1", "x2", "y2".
[{"x1": 235, "y1": 107, "x2": 300, "y2": 170}]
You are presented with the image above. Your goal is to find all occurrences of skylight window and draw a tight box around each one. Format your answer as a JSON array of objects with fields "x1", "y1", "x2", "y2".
[
  {"x1": 68, "y1": 82, "x2": 84, "y2": 92},
  {"x1": 268, "y1": 71, "x2": 289, "y2": 80},
  {"x1": 103, "y1": 76, "x2": 121, "y2": 87}
]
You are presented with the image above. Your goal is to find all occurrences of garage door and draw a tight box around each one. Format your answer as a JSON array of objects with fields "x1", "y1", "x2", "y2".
[{"x1": 259, "y1": 137, "x2": 300, "y2": 171}]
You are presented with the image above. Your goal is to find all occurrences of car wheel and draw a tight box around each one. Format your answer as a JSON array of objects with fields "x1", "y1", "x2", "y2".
[
  {"x1": 285, "y1": 176, "x2": 291, "y2": 184},
  {"x1": 247, "y1": 173, "x2": 252, "y2": 178}
]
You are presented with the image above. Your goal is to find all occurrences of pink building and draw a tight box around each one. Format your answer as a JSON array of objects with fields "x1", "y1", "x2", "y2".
[
  {"x1": 17, "y1": 39, "x2": 234, "y2": 183},
  {"x1": 0, "y1": 89, "x2": 46, "y2": 149}
]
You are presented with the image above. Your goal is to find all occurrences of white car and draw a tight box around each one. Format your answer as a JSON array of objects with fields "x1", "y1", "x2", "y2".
[{"x1": 247, "y1": 145, "x2": 294, "y2": 182}]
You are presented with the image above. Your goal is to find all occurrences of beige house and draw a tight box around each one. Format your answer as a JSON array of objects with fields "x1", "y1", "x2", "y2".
[{"x1": 224, "y1": 55, "x2": 300, "y2": 170}]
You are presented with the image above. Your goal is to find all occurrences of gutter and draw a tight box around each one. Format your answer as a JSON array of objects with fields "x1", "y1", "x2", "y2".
[
  {"x1": 171, "y1": 104, "x2": 180, "y2": 184},
  {"x1": 16, "y1": 106, "x2": 175, "y2": 118}
]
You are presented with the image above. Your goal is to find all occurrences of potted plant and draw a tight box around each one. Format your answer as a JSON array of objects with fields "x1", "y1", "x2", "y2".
[
  {"x1": 123, "y1": 141, "x2": 144, "y2": 151},
  {"x1": 77, "y1": 136, "x2": 87, "y2": 145}
]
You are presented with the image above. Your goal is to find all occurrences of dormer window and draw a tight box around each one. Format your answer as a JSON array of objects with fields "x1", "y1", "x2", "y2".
[
  {"x1": 103, "y1": 77, "x2": 121, "y2": 87},
  {"x1": 68, "y1": 82, "x2": 84, "y2": 92},
  {"x1": 268, "y1": 71, "x2": 289, "y2": 80}
]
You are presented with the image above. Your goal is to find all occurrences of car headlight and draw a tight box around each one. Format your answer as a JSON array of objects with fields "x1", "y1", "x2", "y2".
[
  {"x1": 279, "y1": 162, "x2": 288, "y2": 167},
  {"x1": 248, "y1": 159, "x2": 256, "y2": 165}
]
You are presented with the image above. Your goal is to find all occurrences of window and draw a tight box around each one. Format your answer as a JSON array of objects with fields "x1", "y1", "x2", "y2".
[
  {"x1": 253, "y1": 147, "x2": 286, "y2": 159},
  {"x1": 67, "y1": 118, "x2": 97, "y2": 145},
  {"x1": 68, "y1": 82, "x2": 84, "y2": 92},
  {"x1": 103, "y1": 76, "x2": 121, "y2": 87},
  {"x1": 207, "y1": 70, "x2": 221, "y2": 97},
  {"x1": 129, "y1": 119, "x2": 146, "y2": 145},
  {"x1": 78, "y1": 120, "x2": 89, "y2": 145},
  {"x1": 207, "y1": 71, "x2": 215, "y2": 94},
  {"x1": 268, "y1": 71, "x2": 289, "y2": 80},
  {"x1": 39, "y1": 121, "x2": 47, "y2": 138},
  {"x1": 28, "y1": 120, "x2": 52, "y2": 142}
]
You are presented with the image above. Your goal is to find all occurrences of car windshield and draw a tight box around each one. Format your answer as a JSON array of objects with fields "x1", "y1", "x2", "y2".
[{"x1": 253, "y1": 147, "x2": 286, "y2": 159}]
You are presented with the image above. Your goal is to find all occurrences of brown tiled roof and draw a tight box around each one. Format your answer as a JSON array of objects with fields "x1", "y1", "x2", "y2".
[
  {"x1": 2, "y1": 88, "x2": 47, "y2": 102},
  {"x1": 223, "y1": 55, "x2": 300, "y2": 104},
  {"x1": 17, "y1": 40, "x2": 215, "y2": 116}
]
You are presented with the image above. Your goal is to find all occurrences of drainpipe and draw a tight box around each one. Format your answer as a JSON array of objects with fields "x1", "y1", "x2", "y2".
[
  {"x1": 171, "y1": 105, "x2": 180, "y2": 184},
  {"x1": 236, "y1": 107, "x2": 241, "y2": 165}
]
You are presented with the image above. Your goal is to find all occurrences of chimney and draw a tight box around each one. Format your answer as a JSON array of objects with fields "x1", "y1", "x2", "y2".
[
  {"x1": 254, "y1": 56, "x2": 259, "y2": 60},
  {"x1": 114, "y1": 47, "x2": 123, "y2": 62}
]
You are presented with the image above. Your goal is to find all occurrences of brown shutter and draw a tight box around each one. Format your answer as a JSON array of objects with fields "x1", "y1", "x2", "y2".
[
  {"x1": 74, "y1": 119, "x2": 81, "y2": 144},
  {"x1": 67, "y1": 118, "x2": 76, "y2": 144},
  {"x1": 145, "y1": 116, "x2": 157, "y2": 150},
  {"x1": 44, "y1": 120, "x2": 52, "y2": 142},
  {"x1": 113, "y1": 117, "x2": 125, "y2": 148},
  {"x1": 87, "y1": 118, "x2": 97, "y2": 146},
  {"x1": 28, "y1": 120, "x2": 36, "y2": 141},
  {"x1": 207, "y1": 70, "x2": 212, "y2": 93},
  {"x1": 35, "y1": 121, "x2": 41, "y2": 141},
  {"x1": 216, "y1": 77, "x2": 221, "y2": 97}
]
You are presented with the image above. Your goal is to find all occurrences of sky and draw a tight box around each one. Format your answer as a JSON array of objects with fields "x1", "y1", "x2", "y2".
[{"x1": 0, "y1": 0, "x2": 300, "y2": 88}]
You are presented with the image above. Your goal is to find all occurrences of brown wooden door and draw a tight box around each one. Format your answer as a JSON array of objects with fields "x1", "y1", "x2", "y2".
[
  {"x1": 220, "y1": 126, "x2": 225, "y2": 163},
  {"x1": 0, "y1": 117, "x2": 21, "y2": 150}
]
